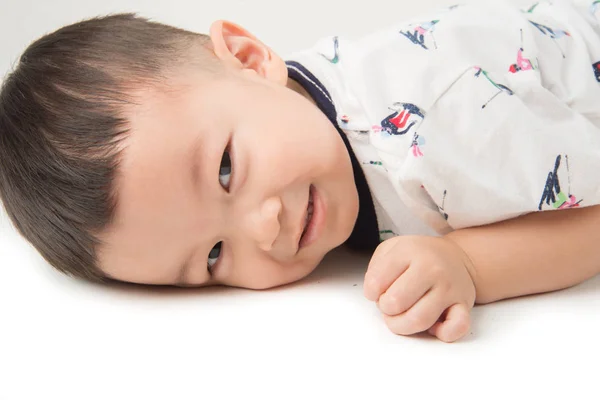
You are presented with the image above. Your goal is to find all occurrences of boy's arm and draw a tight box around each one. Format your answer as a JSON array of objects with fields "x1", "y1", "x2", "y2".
[{"x1": 446, "y1": 205, "x2": 600, "y2": 304}]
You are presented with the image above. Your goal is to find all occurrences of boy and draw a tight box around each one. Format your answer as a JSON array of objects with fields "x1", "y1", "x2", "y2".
[{"x1": 1, "y1": 0, "x2": 600, "y2": 343}]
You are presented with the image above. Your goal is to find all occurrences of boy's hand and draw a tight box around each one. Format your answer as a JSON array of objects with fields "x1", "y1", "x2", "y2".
[{"x1": 364, "y1": 235, "x2": 476, "y2": 343}]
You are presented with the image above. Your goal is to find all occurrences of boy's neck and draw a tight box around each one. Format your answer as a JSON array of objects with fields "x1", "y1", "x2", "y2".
[{"x1": 287, "y1": 78, "x2": 318, "y2": 107}]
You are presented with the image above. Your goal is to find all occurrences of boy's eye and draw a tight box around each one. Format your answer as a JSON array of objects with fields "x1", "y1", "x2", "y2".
[
  {"x1": 219, "y1": 149, "x2": 232, "y2": 190},
  {"x1": 207, "y1": 241, "x2": 222, "y2": 274}
]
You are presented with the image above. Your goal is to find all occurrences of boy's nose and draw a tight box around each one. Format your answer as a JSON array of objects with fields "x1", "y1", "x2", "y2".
[{"x1": 243, "y1": 196, "x2": 282, "y2": 252}]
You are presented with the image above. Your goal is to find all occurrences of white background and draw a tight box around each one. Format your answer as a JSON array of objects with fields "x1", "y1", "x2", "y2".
[{"x1": 1, "y1": 0, "x2": 600, "y2": 399}]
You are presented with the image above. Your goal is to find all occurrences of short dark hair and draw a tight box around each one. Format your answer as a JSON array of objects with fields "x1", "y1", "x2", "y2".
[{"x1": 0, "y1": 13, "x2": 212, "y2": 282}]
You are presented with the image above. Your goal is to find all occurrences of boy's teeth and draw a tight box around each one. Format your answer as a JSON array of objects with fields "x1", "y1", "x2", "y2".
[
  {"x1": 305, "y1": 204, "x2": 314, "y2": 225},
  {"x1": 303, "y1": 200, "x2": 314, "y2": 232},
  {"x1": 302, "y1": 189, "x2": 315, "y2": 236}
]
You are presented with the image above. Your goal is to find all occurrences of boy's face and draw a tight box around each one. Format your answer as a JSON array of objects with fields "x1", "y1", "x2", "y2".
[{"x1": 97, "y1": 21, "x2": 359, "y2": 289}]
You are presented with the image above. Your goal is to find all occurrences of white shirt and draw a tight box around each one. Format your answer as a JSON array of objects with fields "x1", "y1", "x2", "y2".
[{"x1": 286, "y1": 0, "x2": 600, "y2": 240}]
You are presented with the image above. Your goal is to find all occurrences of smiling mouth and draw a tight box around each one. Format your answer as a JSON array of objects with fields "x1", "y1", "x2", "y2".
[{"x1": 300, "y1": 185, "x2": 315, "y2": 243}]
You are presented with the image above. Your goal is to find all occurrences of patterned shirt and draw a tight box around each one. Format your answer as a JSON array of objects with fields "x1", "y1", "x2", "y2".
[{"x1": 286, "y1": 0, "x2": 600, "y2": 240}]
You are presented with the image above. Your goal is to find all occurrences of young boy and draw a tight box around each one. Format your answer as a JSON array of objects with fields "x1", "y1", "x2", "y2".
[{"x1": 2, "y1": 0, "x2": 600, "y2": 343}]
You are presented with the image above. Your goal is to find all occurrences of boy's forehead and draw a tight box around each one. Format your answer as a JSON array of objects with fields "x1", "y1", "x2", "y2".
[
  {"x1": 114, "y1": 75, "x2": 229, "y2": 214},
  {"x1": 127, "y1": 69, "x2": 234, "y2": 119},
  {"x1": 104, "y1": 70, "x2": 247, "y2": 229}
]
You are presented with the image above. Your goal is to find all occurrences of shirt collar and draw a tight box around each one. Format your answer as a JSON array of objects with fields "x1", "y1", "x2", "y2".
[{"x1": 285, "y1": 61, "x2": 380, "y2": 252}]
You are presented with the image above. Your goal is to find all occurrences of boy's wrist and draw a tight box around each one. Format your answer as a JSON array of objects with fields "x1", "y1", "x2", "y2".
[{"x1": 444, "y1": 233, "x2": 478, "y2": 301}]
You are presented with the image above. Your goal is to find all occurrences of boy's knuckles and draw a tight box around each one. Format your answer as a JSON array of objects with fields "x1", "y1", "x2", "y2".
[
  {"x1": 376, "y1": 236, "x2": 400, "y2": 251},
  {"x1": 363, "y1": 277, "x2": 385, "y2": 300},
  {"x1": 379, "y1": 293, "x2": 411, "y2": 315},
  {"x1": 384, "y1": 311, "x2": 435, "y2": 335},
  {"x1": 435, "y1": 280, "x2": 453, "y2": 294},
  {"x1": 378, "y1": 294, "x2": 398, "y2": 313},
  {"x1": 364, "y1": 275, "x2": 381, "y2": 290},
  {"x1": 373, "y1": 236, "x2": 404, "y2": 258},
  {"x1": 406, "y1": 314, "x2": 434, "y2": 333},
  {"x1": 426, "y1": 262, "x2": 446, "y2": 278}
]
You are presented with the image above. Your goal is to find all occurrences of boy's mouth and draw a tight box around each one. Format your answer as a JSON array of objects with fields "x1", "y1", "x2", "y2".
[
  {"x1": 298, "y1": 184, "x2": 325, "y2": 251},
  {"x1": 300, "y1": 187, "x2": 315, "y2": 240}
]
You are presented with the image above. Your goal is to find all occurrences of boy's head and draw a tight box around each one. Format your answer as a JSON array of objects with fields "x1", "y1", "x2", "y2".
[{"x1": 0, "y1": 14, "x2": 359, "y2": 288}]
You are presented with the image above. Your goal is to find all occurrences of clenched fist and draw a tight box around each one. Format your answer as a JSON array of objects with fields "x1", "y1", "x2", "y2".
[{"x1": 364, "y1": 235, "x2": 477, "y2": 343}]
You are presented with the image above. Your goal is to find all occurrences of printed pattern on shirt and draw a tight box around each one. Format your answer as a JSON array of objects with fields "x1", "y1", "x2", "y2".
[
  {"x1": 411, "y1": 133, "x2": 425, "y2": 157},
  {"x1": 320, "y1": 36, "x2": 340, "y2": 64},
  {"x1": 400, "y1": 20, "x2": 440, "y2": 50},
  {"x1": 538, "y1": 155, "x2": 583, "y2": 211},
  {"x1": 378, "y1": 230, "x2": 397, "y2": 242},
  {"x1": 509, "y1": 29, "x2": 537, "y2": 73},
  {"x1": 525, "y1": 2, "x2": 540, "y2": 13},
  {"x1": 593, "y1": 61, "x2": 600, "y2": 82},
  {"x1": 473, "y1": 67, "x2": 514, "y2": 109},
  {"x1": 528, "y1": 20, "x2": 571, "y2": 58},
  {"x1": 591, "y1": 0, "x2": 600, "y2": 18},
  {"x1": 438, "y1": 190, "x2": 449, "y2": 221},
  {"x1": 287, "y1": 0, "x2": 600, "y2": 236},
  {"x1": 375, "y1": 102, "x2": 426, "y2": 136}
]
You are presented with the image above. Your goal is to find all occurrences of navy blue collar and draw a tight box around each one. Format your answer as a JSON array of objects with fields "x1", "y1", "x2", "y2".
[{"x1": 286, "y1": 61, "x2": 380, "y2": 252}]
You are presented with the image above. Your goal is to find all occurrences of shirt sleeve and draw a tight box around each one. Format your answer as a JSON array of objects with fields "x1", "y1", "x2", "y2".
[{"x1": 376, "y1": 0, "x2": 600, "y2": 231}]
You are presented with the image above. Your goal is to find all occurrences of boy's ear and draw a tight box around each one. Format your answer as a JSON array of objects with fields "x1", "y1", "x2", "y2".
[{"x1": 209, "y1": 20, "x2": 287, "y2": 85}]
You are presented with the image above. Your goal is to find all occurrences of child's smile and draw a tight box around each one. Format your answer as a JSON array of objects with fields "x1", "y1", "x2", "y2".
[{"x1": 97, "y1": 29, "x2": 359, "y2": 288}]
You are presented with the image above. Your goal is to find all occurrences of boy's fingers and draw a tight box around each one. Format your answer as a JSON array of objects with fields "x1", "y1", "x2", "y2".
[
  {"x1": 382, "y1": 290, "x2": 446, "y2": 336},
  {"x1": 364, "y1": 238, "x2": 409, "y2": 301},
  {"x1": 427, "y1": 303, "x2": 471, "y2": 343},
  {"x1": 377, "y1": 263, "x2": 432, "y2": 316}
]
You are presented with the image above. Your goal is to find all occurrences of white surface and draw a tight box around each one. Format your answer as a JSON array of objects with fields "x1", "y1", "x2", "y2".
[{"x1": 1, "y1": 0, "x2": 599, "y2": 399}]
